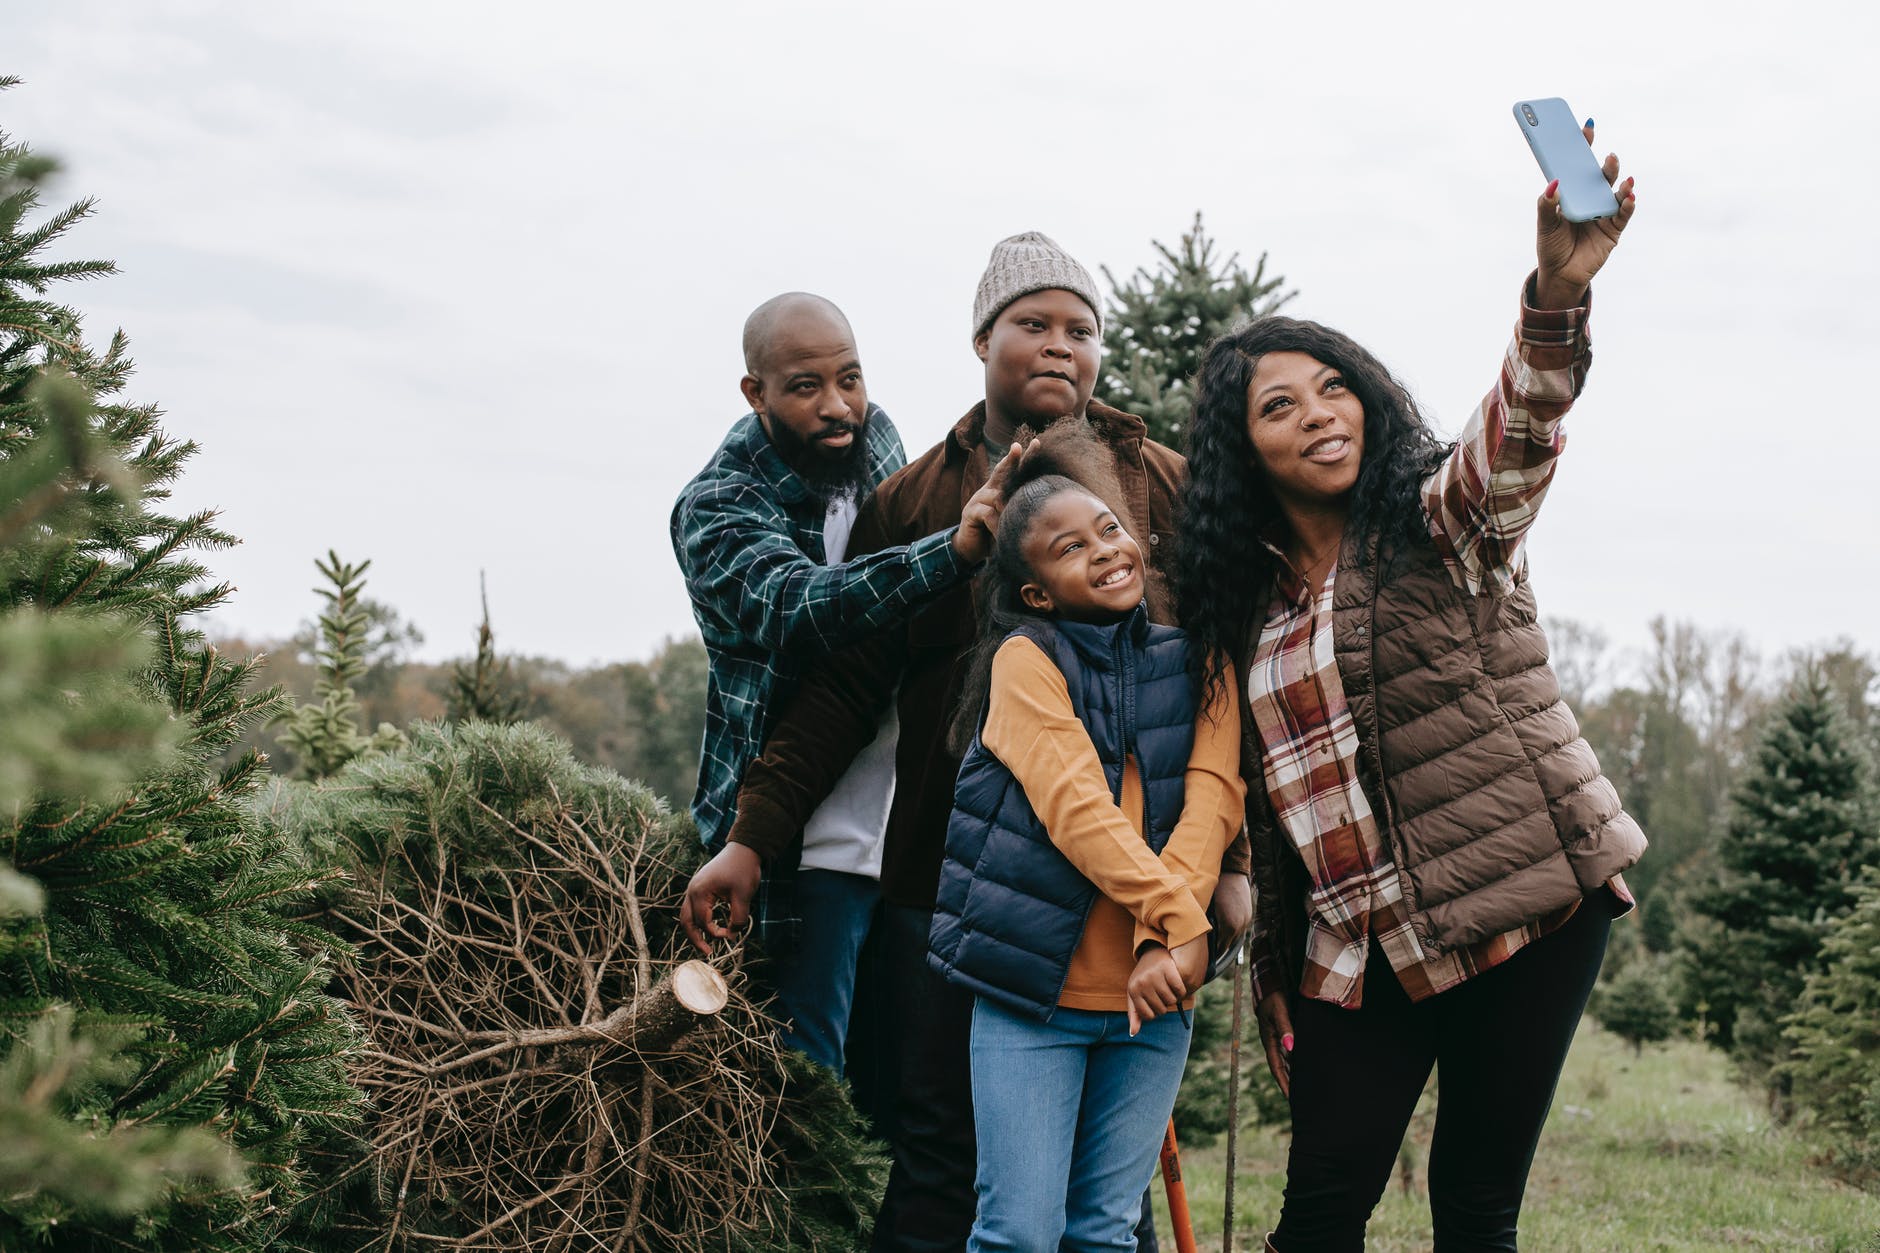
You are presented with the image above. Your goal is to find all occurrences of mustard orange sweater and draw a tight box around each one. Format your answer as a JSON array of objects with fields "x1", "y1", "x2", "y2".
[{"x1": 979, "y1": 636, "x2": 1246, "y2": 1013}]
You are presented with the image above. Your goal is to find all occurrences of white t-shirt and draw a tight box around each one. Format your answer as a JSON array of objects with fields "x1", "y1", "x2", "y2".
[{"x1": 796, "y1": 494, "x2": 899, "y2": 879}]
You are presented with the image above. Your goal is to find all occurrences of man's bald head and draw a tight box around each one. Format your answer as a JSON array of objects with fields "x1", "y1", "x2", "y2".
[
  {"x1": 742, "y1": 292, "x2": 854, "y2": 376},
  {"x1": 736, "y1": 292, "x2": 872, "y2": 500}
]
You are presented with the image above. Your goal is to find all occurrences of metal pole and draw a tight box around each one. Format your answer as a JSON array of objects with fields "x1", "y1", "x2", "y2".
[{"x1": 1222, "y1": 946, "x2": 1246, "y2": 1252}]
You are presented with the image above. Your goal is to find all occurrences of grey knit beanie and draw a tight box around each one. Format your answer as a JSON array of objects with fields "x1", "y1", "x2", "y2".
[{"x1": 971, "y1": 231, "x2": 1103, "y2": 339}]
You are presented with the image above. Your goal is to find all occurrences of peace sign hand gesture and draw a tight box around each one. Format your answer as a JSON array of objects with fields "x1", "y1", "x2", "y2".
[
  {"x1": 953, "y1": 437, "x2": 1041, "y2": 564},
  {"x1": 1534, "y1": 121, "x2": 1637, "y2": 310}
]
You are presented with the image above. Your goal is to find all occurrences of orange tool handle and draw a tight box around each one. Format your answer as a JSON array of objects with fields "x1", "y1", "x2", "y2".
[{"x1": 1159, "y1": 1117, "x2": 1199, "y2": 1253}]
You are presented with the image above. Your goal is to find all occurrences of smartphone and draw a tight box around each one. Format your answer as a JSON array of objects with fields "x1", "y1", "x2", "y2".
[{"x1": 1513, "y1": 97, "x2": 1619, "y2": 223}]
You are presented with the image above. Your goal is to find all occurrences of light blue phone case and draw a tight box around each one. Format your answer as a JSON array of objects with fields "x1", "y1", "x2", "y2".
[{"x1": 1513, "y1": 97, "x2": 1619, "y2": 223}]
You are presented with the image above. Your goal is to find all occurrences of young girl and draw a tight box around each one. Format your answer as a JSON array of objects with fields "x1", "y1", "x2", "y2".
[{"x1": 927, "y1": 427, "x2": 1245, "y2": 1252}]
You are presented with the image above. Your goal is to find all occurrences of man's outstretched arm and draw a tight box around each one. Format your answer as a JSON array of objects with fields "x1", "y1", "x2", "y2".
[
  {"x1": 679, "y1": 624, "x2": 906, "y2": 954},
  {"x1": 674, "y1": 480, "x2": 968, "y2": 658},
  {"x1": 671, "y1": 442, "x2": 1023, "y2": 661}
]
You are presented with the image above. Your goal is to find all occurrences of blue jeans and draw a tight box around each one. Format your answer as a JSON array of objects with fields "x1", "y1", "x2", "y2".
[
  {"x1": 771, "y1": 868, "x2": 881, "y2": 1073},
  {"x1": 968, "y1": 997, "x2": 1192, "y2": 1253}
]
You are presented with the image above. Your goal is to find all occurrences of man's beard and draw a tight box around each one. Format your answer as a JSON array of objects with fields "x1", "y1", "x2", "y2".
[{"x1": 773, "y1": 419, "x2": 873, "y2": 502}]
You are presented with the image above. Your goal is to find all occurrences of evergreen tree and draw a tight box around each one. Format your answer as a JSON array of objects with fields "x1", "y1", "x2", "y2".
[
  {"x1": 1678, "y1": 670, "x2": 1880, "y2": 1102},
  {"x1": 0, "y1": 89, "x2": 363, "y2": 1248},
  {"x1": 228, "y1": 631, "x2": 707, "y2": 800},
  {"x1": 0, "y1": 363, "x2": 235, "y2": 1224},
  {"x1": 1593, "y1": 960, "x2": 1677, "y2": 1055},
  {"x1": 1170, "y1": 977, "x2": 1237, "y2": 1148},
  {"x1": 1100, "y1": 213, "x2": 1293, "y2": 449},
  {"x1": 0, "y1": 373, "x2": 181, "y2": 807},
  {"x1": 0, "y1": 133, "x2": 238, "y2": 1219},
  {"x1": 1782, "y1": 866, "x2": 1880, "y2": 1181},
  {"x1": 445, "y1": 570, "x2": 530, "y2": 722},
  {"x1": 277, "y1": 551, "x2": 405, "y2": 778},
  {"x1": 1574, "y1": 618, "x2": 1764, "y2": 904},
  {"x1": 0, "y1": 872, "x2": 241, "y2": 1222}
]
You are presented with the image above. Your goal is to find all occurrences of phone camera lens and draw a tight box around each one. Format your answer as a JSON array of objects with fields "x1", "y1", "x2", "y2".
[{"x1": 1523, "y1": 106, "x2": 1539, "y2": 125}]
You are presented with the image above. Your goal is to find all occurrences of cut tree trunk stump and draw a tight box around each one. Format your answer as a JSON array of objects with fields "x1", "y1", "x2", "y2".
[
  {"x1": 608, "y1": 959, "x2": 729, "y2": 1056},
  {"x1": 390, "y1": 960, "x2": 731, "y2": 1080}
]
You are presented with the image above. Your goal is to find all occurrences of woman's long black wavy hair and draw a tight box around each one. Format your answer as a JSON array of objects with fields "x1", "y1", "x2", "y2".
[
  {"x1": 1175, "y1": 316, "x2": 1450, "y2": 706},
  {"x1": 946, "y1": 421, "x2": 1167, "y2": 757}
]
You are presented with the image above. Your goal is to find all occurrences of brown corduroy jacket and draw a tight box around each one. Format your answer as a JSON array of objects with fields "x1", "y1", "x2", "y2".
[
  {"x1": 1243, "y1": 526, "x2": 1647, "y2": 988},
  {"x1": 728, "y1": 399, "x2": 1251, "y2": 910}
]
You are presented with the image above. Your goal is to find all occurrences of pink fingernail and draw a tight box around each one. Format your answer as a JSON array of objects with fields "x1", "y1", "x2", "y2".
[
  {"x1": 1282, "y1": 1033, "x2": 1294, "y2": 1052},
  {"x1": 1544, "y1": 179, "x2": 1559, "y2": 199}
]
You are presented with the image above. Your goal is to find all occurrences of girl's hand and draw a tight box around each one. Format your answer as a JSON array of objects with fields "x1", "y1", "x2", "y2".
[
  {"x1": 1126, "y1": 945, "x2": 1185, "y2": 1036},
  {"x1": 1254, "y1": 989, "x2": 1294, "y2": 1099},
  {"x1": 1171, "y1": 933, "x2": 1209, "y2": 995},
  {"x1": 1534, "y1": 121, "x2": 1637, "y2": 310}
]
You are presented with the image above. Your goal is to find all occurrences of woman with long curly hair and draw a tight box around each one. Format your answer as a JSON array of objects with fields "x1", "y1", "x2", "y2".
[{"x1": 1177, "y1": 127, "x2": 1644, "y2": 1251}]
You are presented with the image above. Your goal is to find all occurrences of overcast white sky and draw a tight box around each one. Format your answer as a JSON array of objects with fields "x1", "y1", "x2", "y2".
[{"x1": 8, "y1": 0, "x2": 1877, "y2": 668}]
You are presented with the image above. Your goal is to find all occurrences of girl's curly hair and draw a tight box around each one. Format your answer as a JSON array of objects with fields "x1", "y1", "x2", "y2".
[
  {"x1": 947, "y1": 420, "x2": 1167, "y2": 756},
  {"x1": 1174, "y1": 316, "x2": 1450, "y2": 706}
]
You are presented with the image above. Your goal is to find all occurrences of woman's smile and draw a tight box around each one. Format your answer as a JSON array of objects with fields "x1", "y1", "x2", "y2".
[{"x1": 1302, "y1": 434, "x2": 1353, "y2": 463}]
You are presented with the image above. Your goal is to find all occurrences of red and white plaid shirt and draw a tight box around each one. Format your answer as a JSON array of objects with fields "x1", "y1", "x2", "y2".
[{"x1": 1246, "y1": 289, "x2": 1631, "y2": 1009}]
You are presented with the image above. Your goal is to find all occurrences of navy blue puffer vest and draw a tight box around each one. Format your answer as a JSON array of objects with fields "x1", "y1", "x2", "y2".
[{"x1": 927, "y1": 605, "x2": 1199, "y2": 1020}]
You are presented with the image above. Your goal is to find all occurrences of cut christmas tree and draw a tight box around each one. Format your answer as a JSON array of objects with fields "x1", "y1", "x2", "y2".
[{"x1": 268, "y1": 720, "x2": 887, "y2": 1251}]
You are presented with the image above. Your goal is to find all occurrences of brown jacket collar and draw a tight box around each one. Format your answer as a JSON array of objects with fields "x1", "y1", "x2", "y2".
[
  {"x1": 940, "y1": 400, "x2": 1152, "y2": 516},
  {"x1": 941, "y1": 400, "x2": 1149, "y2": 463}
]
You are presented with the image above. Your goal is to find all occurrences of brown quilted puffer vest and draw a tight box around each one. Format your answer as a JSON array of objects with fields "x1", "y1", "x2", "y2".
[{"x1": 1244, "y1": 528, "x2": 1646, "y2": 971}]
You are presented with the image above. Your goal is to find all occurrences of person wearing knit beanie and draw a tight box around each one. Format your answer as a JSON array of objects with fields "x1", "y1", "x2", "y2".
[
  {"x1": 971, "y1": 231, "x2": 1104, "y2": 338},
  {"x1": 716, "y1": 228, "x2": 1247, "y2": 1253},
  {"x1": 971, "y1": 231, "x2": 1107, "y2": 454}
]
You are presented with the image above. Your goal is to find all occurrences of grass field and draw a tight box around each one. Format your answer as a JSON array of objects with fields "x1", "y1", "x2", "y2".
[{"x1": 1148, "y1": 1019, "x2": 1880, "y2": 1252}]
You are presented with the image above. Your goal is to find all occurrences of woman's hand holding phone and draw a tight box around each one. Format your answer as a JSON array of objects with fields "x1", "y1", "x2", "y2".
[{"x1": 1534, "y1": 119, "x2": 1637, "y2": 309}]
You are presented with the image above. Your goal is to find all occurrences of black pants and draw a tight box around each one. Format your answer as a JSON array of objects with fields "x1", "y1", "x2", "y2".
[
  {"x1": 846, "y1": 904, "x2": 892, "y2": 1139},
  {"x1": 1272, "y1": 893, "x2": 1612, "y2": 1253},
  {"x1": 872, "y1": 904, "x2": 977, "y2": 1252}
]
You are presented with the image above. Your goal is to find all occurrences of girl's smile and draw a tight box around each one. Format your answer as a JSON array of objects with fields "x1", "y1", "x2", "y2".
[{"x1": 1017, "y1": 489, "x2": 1146, "y2": 622}]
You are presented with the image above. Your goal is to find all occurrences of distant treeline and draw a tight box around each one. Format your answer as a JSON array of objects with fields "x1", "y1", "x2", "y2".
[
  {"x1": 216, "y1": 601, "x2": 707, "y2": 811},
  {"x1": 218, "y1": 606, "x2": 1875, "y2": 913}
]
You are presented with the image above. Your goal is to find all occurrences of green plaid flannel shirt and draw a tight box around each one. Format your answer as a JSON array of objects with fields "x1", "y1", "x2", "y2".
[{"x1": 671, "y1": 405, "x2": 970, "y2": 868}]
